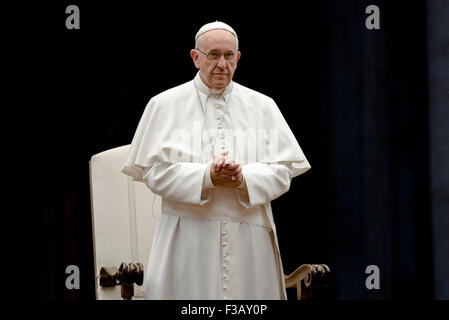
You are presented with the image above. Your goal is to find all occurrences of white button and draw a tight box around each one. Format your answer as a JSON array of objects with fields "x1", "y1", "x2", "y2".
[
  {"x1": 224, "y1": 252, "x2": 228, "y2": 257},
  {"x1": 222, "y1": 242, "x2": 227, "y2": 246},
  {"x1": 223, "y1": 221, "x2": 227, "y2": 224},
  {"x1": 223, "y1": 265, "x2": 227, "y2": 269},
  {"x1": 222, "y1": 230, "x2": 226, "y2": 235}
]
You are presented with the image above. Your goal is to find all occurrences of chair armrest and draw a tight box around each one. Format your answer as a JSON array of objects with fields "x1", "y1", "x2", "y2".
[{"x1": 284, "y1": 264, "x2": 331, "y2": 300}]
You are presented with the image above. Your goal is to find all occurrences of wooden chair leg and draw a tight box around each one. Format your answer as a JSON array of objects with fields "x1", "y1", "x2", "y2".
[{"x1": 99, "y1": 262, "x2": 144, "y2": 300}]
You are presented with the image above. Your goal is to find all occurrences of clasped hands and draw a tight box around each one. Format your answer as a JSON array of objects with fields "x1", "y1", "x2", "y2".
[{"x1": 210, "y1": 151, "x2": 243, "y2": 187}]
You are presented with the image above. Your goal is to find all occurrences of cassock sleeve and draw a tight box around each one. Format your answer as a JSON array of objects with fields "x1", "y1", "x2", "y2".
[
  {"x1": 143, "y1": 162, "x2": 213, "y2": 205},
  {"x1": 235, "y1": 162, "x2": 308, "y2": 208}
]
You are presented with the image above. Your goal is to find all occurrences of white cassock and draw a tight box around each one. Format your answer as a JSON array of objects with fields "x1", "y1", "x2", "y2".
[{"x1": 122, "y1": 72, "x2": 311, "y2": 300}]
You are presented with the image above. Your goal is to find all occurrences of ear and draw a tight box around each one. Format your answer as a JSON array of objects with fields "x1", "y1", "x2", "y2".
[
  {"x1": 236, "y1": 51, "x2": 241, "y2": 63},
  {"x1": 190, "y1": 49, "x2": 200, "y2": 69},
  {"x1": 232, "y1": 51, "x2": 241, "y2": 70}
]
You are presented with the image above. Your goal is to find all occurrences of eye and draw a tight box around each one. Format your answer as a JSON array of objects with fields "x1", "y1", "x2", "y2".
[
  {"x1": 224, "y1": 52, "x2": 235, "y2": 61},
  {"x1": 208, "y1": 51, "x2": 221, "y2": 60}
]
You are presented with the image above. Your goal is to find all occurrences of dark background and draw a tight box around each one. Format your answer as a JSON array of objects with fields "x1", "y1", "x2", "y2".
[{"x1": 12, "y1": 0, "x2": 448, "y2": 300}]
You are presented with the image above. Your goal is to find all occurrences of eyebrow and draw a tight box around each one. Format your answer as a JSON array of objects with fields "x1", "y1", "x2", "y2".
[{"x1": 208, "y1": 49, "x2": 235, "y2": 53}]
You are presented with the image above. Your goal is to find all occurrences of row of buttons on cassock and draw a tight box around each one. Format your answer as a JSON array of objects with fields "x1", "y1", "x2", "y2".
[
  {"x1": 214, "y1": 100, "x2": 231, "y2": 299},
  {"x1": 222, "y1": 220, "x2": 230, "y2": 299},
  {"x1": 216, "y1": 103, "x2": 227, "y2": 152}
]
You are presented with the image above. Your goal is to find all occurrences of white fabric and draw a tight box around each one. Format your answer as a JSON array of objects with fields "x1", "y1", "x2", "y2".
[
  {"x1": 158, "y1": 183, "x2": 271, "y2": 229},
  {"x1": 195, "y1": 21, "x2": 238, "y2": 41},
  {"x1": 122, "y1": 73, "x2": 311, "y2": 299},
  {"x1": 145, "y1": 214, "x2": 281, "y2": 300},
  {"x1": 122, "y1": 72, "x2": 310, "y2": 181}
]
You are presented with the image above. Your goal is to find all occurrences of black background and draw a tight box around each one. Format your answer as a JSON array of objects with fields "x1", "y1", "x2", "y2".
[{"x1": 9, "y1": 0, "x2": 447, "y2": 302}]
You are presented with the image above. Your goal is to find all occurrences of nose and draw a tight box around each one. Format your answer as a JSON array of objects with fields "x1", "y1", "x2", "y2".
[{"x1": 216, "y1": 55, "x2": 227, "y2": 68}]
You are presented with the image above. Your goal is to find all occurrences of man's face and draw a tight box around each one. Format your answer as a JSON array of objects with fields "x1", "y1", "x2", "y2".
[{"x1": 190, "y1": 29, "x2": 241, "y2": 91}]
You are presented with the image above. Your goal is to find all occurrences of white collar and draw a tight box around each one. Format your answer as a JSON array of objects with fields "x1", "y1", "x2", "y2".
[{"x1": 194, "y1": 72, "x2": 233, "y2": 112}]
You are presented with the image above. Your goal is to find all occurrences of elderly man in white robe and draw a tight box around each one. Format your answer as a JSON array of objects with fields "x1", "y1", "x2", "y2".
[{"x1": 122, "y1": 21, "x2": 311, "y2": 300}]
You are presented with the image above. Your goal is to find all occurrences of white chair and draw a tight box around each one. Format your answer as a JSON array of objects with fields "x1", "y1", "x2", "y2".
[
  {"x1": 89, "y1": 145, "x2": 161, "y2": 300},
  {"x1": 89, "y1": 145, "x2": 330, "y2": 300}
]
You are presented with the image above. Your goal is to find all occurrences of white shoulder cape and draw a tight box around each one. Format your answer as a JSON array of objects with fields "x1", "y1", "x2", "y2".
[{"x1": 122, "y1": 79, "x2": 309, "y2": 181}]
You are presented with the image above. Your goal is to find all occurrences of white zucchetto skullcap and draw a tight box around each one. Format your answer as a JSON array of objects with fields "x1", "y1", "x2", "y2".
[{"x1": 195, "y1": 21, "x2": 238, "y2": 41}]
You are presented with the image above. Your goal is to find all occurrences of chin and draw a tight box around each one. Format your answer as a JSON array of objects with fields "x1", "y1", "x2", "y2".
[{"x1": 213, "y1": 81, "x2": 229, "y2": 89}]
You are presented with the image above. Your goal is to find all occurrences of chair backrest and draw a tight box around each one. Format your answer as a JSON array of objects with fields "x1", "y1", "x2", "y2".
[{"x1": 89, "y1": 145, "x2": 161, "y2": 299}]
